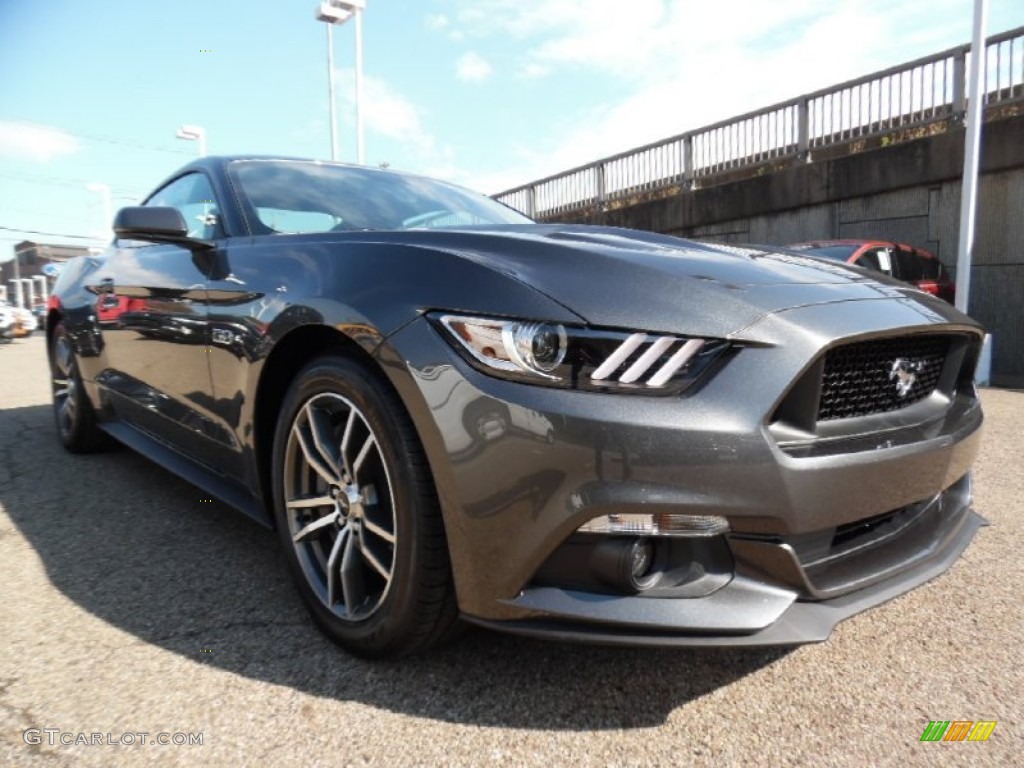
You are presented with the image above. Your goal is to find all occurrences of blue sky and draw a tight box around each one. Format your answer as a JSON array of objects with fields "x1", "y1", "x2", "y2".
[{"x1": 1, "y1": 0, "x2": 1022, "y2": 258}]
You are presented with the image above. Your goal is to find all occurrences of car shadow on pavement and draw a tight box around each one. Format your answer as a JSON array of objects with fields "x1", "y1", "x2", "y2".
[{"x1": 2, "y1": 403, "x2": 791, "y2": 731}]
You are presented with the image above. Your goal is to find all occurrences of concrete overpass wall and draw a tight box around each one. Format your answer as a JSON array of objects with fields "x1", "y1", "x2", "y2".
[{"x1": 562, "y1": 116, "x2": 1024, "y2": 387}]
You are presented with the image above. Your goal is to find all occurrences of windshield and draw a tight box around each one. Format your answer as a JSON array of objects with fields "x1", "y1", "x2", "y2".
[{"x1": 228, "y1": 160, "x2": 531, "y2": 234}]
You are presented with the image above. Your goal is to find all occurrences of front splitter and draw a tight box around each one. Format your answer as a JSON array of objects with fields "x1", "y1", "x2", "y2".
[{"x1": 463, "y1": 510, "x2": 986, "y2": 647}]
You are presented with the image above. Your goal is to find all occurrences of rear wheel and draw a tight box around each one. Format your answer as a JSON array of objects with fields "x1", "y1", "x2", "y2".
[
  {"x1": 50, "y1": 322, "x2": 112, "y2": 453},
  {"x1": 271, "y1": 354, "x2": 460, "y2": 658}
]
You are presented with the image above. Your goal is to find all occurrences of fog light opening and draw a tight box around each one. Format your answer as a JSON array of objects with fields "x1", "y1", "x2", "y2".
[
  {"x1": 622, "y1": 536, "x2": 655, "y2": 593},
  {"x1": 531, "y1": 533, "x2": 735, "y2": 598},
  {"x1": 588, "y1": 537, "x2": 660, "y2": 593}
]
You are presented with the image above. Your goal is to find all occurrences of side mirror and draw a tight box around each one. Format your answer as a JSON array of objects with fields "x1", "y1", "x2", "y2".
[{"x1": 113, "y1": 206, "x2": 214, "y2": 250}]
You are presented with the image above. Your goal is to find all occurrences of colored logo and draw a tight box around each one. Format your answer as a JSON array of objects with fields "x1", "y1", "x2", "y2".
[{"x1": 920, "y1": 720, "x2": 997, "y2": 742}]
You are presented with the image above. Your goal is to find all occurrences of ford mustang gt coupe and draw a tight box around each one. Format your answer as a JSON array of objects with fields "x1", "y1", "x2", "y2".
[{"x1": 48, "y1": 156, "x2": 985, "y2": 657}]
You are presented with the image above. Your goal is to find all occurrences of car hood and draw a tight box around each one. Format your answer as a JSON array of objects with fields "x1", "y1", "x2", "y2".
[{"x1": 362, "y1": 225, "x2": 957, "y2": 338}]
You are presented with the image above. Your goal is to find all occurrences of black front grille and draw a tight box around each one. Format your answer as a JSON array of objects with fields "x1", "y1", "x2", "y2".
[{"x1": 817, "y1": 335, "x2": 950, "y2": 421}]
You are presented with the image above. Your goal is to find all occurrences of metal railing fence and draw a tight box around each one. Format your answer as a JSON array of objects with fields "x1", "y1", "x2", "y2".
[{"x1": 495, "y1": 26, "x2": 1024, "y2": 219}]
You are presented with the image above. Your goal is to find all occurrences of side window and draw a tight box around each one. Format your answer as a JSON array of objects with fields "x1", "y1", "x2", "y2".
[
  {"x1": 145, "y1": 173, "x2": 223, "y2": 240},
  {"x1": 917, "y1": 251, "x2": 942, "y2": 280},
  {"x1": 856, "y1": 248, "x2": 892, "y2": 275},
  {"x1": 892, "y1": 248, "x2": 924, "y2": 281}
]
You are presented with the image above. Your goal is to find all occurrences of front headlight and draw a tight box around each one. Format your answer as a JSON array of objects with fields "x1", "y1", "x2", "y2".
[{"x1": 432, "y1": 313, "x2": 730, "y2": 394}]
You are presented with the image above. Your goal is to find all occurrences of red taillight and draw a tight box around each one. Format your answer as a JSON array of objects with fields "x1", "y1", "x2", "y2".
[{"x1": 917, "y1": 280, "x2": 940, "y2": 296}]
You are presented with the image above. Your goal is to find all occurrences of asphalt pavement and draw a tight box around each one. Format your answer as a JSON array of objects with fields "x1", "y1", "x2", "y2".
[{"x1": 1, "y1": 334, "x2": 1021, "y2": 767}]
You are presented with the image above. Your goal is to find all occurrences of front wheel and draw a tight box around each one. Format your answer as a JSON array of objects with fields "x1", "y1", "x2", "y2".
[{"x1": 271, "y1": 354, "x2": 460, "y2": 658}]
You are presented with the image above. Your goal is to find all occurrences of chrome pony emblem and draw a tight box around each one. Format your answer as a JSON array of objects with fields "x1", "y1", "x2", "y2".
[{"x1": 889, "y1": 358, "x2": 922, "y2": 397}]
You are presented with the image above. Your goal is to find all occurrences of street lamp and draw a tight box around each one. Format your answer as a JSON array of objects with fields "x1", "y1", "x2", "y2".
[
  {"x1": 86, "y1": 182, "x2": 113, "y2": 239},
  {"x1": 315, "y1": 0, "x2": 366, "y2": 164},
  {"x1": 176, "y1": 124, "x2": 207, "y2": 156}
]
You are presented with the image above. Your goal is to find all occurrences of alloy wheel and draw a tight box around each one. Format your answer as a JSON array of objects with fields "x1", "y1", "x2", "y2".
[
  {"x1": 52, "y1": 334, "x2": 78, "y2": 436},
  {"x1": 282, "y1": 392, "x2": 398, "y2": 621}
]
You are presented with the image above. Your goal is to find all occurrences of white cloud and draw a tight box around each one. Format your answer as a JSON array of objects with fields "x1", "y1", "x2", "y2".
[
  {"x1": 0, "y1": 120, "x2": 80, "y2": 162},
  {"x1": 448, "y1": 0, "x2": 975, "y2": 191},
  {"x1": 455, "y1": 51, "x2": 494, "y2": 83},
  {"x1": 335, "y1": 70, "x2": 473, "y2": 182},
  {"x1": 520, "y1": 62, "x2": 549, "y2": 79},
  {"x1": 426, "y1": 12, "x2": 467, "y2": 40},
  {"x1": 425, "y1": 13, "x2": 449, "y2": 31},
  {"x1": 339, "y1": 69, "x2": 435, "y2": 156}
]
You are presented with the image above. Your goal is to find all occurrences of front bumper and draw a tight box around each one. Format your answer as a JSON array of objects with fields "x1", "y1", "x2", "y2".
[
  {"x1": 378, "y1": 298, "x2": 985, "y2": 646},
  {"x1": 464, "y1": 477, "x2": 984, "y2": 646}
]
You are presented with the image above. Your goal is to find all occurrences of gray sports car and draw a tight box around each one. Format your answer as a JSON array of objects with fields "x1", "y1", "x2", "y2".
[{"x1": 48, "y1": 157, "x2": 985, "y2": 657}]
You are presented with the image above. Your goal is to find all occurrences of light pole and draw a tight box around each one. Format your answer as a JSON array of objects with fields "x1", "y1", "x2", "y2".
[
  {"x1": 316, "y1": 0, "x2": 366, "y2": 164},
  {"x1": 86, "y1": 182, "x2": 113, "y2": 239},
  {"x1": 955, "y1": 0, "x2": 987, "y2": 316},
  {"x1": 176, "y1": 124, "x2": 207, "y2": 156},
  {"x1": 321, "y1": 7, "x2": 343, "y2": 161},
  {"x1": 354, "y1": 5, "x2": 364, "y2": 165}
]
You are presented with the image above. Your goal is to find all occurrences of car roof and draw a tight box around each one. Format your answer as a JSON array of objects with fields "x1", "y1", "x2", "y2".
[{"x1": 170, "y1": 154, "x2": 428, "y2": 180}]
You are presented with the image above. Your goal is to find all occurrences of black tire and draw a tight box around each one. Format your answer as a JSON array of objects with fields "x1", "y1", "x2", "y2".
[
  {"x1": 271, "y1": 354, "x2": 460, "y2": 658},
  {"x1": 50, "y1": 322, "x2": 113, "y2": 453}
]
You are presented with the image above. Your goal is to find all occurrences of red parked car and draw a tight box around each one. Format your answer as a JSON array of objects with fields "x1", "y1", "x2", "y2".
[{"x1": 787, "y1": 240, "x2": 956, "y2": 304}]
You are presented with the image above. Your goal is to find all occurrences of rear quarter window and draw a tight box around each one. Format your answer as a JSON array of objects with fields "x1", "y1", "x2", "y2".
[
  {"x1": 853, "y1": 247, "x2": 893, "y2": 275},
  {"x1": 893, "y1": 248, "x2": 924, "y2": 281},
  {"x1": 916, "y1": 252, "x2": 944, "y2": 280}
]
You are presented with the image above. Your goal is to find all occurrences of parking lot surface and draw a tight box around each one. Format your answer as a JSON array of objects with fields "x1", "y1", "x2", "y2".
[{"x1": 1, "y1": 334, "x2": 1021, "y2": 767}]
